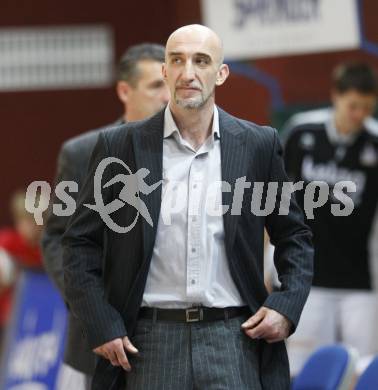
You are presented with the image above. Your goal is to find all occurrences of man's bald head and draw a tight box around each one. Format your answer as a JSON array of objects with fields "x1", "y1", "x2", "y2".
[
  {"x1": 163, "y1": 24, "x2": 229, "y2": 110},
  {"x1": 166, "y1": 24, "x2": 224, "y2": 66}
]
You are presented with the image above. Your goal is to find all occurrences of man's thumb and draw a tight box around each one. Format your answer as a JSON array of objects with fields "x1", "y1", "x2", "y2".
[{"x1": 123, "y1": 337, "x2": 139, "y2": 354}]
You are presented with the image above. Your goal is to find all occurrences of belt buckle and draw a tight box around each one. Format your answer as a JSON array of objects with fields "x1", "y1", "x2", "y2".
[{"x1": 186, "y1": 307, "x2": 203, "y2": 322}]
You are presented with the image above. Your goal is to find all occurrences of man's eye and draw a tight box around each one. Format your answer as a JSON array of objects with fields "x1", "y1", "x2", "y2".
[
  {"x1": 151, "y1": 81, "x2": 165, "y2": 89},
  {"x1": 172, "y1": 58, "x2": 181, "y2": 64},
  {"x1": 196, "y1": 58, "x2": 208, "y2": 65}
]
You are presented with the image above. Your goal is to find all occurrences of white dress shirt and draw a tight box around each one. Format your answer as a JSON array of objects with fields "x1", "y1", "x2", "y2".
[{"x1": 142, "y1": 105, "x2": 245, "y2": 308}]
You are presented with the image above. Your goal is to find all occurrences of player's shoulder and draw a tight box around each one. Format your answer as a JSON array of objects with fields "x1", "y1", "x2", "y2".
[
  {"x1": 364, "y1": 116, "x2": 378, "y2": 141},
  {"x1": 282, "y1": 107, "x2": 331, "y2": 142}
]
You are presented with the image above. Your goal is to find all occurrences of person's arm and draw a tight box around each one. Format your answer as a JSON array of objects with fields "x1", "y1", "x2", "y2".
[
  {"x1": 264, "y1": 129, "x2": 313, "y2": 326},
  {"x1": 41, "y1": 144, "x2": 80, "y2": 296},
  {"x1": 242, "y1": 129, "x2": 313, "y2": 342},
  {"x1": 62, "y1": 131, "x2": 137, "y2": 370}
]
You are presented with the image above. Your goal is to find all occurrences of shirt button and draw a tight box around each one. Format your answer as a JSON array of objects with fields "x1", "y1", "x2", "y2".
[
  {"x1": 191, "y1": 248, "x2": 196, "y2": 253},
  {"x1": 192, "y1": 216, "x2": 197, "y2": 222},
  {"x1": 191, "y1": 279, "x2": 196, "y2": 285},
  {"x1": 193, "y1": 184, "x2": 197, "y2": 189}
]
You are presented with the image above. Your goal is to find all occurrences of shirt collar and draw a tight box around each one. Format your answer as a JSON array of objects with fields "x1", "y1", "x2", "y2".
[{"x1": 163, "y1": 105, "x2": 220, "y2": 142}]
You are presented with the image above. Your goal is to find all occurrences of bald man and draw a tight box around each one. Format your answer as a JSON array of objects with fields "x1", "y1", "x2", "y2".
[{"x1": 62, "y1": 25, "x2": 313, "y2": 389}]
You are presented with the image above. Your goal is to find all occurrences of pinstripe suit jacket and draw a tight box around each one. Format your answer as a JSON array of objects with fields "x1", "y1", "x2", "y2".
[
  {"x1": 42, "y1": 120, "x2": 123, "y2": 376},
  {"x1": 62, "y1": 107, "x2": 313, "y2": 389}
]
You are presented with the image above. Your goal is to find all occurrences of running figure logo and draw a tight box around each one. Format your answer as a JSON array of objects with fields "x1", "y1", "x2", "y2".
[{"x1": 85, "y1": 157, "x2": 161, "y2": 233}]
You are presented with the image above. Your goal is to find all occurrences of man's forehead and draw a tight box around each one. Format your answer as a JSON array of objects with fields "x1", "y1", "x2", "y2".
[
  {"x1": 137, "y1": 59, "x2": 163, "y2": 70},
  {"x1": 167, "y1": 40, "x2": 217, "y2": 57}
]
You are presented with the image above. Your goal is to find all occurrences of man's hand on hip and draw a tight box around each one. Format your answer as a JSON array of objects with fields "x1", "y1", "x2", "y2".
[
  {"x1": 241, "y1": 307, "x2": 292, "y2": 343},
  {"x1": 93, "y1": 336, "x2": 139, "y2": 371}
]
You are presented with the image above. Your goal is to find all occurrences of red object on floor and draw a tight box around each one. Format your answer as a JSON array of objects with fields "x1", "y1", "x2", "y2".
[{"x1": 0, "y1": 228, "x2": 42, "y2": 326}]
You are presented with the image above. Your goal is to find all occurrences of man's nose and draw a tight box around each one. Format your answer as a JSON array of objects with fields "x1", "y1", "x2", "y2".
[{"x1": 182, "y1": 61, "x2": 195, "y2": 81}]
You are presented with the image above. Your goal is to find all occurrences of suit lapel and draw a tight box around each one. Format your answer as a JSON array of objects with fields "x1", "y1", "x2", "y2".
[
  {"x1": 218, "y1": 108, "x2": 249, "y2": 255},
  {"x1": 132, "y1": 110, "x2": 164, "y2": 263}
]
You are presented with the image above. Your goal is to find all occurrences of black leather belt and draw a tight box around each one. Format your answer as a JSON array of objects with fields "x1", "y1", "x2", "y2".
[{"x1": 138, "y1": 306, "x2": 250, "y2": 323}]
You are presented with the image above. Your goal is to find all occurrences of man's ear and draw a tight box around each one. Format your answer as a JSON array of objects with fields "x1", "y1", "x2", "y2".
[
  {"x1": 116, "y1": 81, "x2": 130, "y2": 104},
  {"x1": 162, "y1": 63, "x2": 167, "y2": 80},
  {"x1": 215, "y1": 64, "x2": 229, "y2": 86}
]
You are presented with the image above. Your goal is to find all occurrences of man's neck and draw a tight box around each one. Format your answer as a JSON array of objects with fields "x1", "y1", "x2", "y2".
[
  {"x1": 124, "y1": 104, "x2": 151, "y2": 122},
  {"x1": 169, "y1": 100, "x2": 215, "y2": 150},
  {"x1": 124, "y1": 110, "x2": 141, "y2": 123}
]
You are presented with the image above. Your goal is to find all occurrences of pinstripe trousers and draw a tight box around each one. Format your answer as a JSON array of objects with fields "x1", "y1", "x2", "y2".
[{"x1": 125, "y1": 314, "x2": 263, "y2": 390}]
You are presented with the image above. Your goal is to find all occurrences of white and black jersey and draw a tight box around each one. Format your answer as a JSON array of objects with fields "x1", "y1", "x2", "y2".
[{"x1": 283, "y1": 108, "x2": 378, "y2": 290}]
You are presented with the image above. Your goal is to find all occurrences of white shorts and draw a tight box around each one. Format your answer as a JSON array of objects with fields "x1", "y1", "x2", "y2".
[
  {"x1": 55, "y1": 363, "x2": 91, "y2": 390},
  {"x1": 287, "y1": 287, "x2": 378, "y2": 376}
]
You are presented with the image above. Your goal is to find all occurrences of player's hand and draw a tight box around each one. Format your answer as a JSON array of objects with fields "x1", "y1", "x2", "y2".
[
  {"x1": 93, "y1": 336, "x2": 139, "y2": 371},
  {"x1": 241, "y1": 307, "x2": 292, "y2": 343}
]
